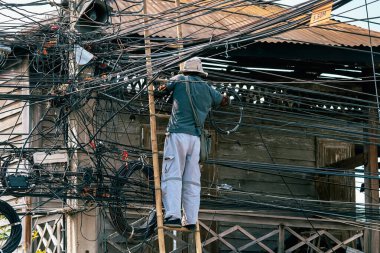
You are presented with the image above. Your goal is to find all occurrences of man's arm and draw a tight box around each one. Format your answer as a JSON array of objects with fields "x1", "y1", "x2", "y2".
[{"x1": 210, "y1": 86, "x2": 230, "y2": 107}]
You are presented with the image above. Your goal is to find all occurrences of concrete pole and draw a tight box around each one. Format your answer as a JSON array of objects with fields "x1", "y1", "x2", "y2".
[
  {"x1": 22, "y1": 56, "x2": 32, "y2": 253},
  {"x1": 66, "y1": 2, "x2": 81, "y2": 252}
]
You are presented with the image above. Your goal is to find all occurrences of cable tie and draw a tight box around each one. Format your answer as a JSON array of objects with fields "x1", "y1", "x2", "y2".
[
  {"x1": 9, "y1": 221, "x2": 21, "y2": 227},
  {"x1": 128, "y1": 226, "x2": 134, "y2": 240}
]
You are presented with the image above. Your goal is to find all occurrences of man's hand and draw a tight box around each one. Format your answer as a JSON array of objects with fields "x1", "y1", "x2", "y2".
[
  {"x1": 158, "y1": 84, "x2": 167, "y2": 91},
  {"x1": 154, "y1": 84, "x2": 170, "y2": 98},
  {"x1": 220, "y1": 93, "x2": 230, "y2": 106}
]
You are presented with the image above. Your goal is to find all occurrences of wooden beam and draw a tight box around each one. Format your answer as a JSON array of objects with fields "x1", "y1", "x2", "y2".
[
  {"x1": 364, "y1": 136, "x2": 379, "y2": 253},
  {"x1": 278, "y1": 224, "x2": 285, "y2": 253},
  {"x1": 198, "y1": 210, "x2": 361, "y2": 230},
  {"x1": 227, "y1": 43, "x2": 380, "y2": 68},
  {"x1": 363, "y1": 73, "x2": 380, "y2": 252},
  {"x1": 327, "y1": 153, "x2": 364, "y2": 169},
  {"x1": 363, "y1": 69, "x2": 380, "y2": 253}
]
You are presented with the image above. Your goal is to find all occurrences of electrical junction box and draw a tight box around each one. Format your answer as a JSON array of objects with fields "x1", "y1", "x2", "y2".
[{"x1": 6, "y1": 175, "x2": 29, "y2": 189}]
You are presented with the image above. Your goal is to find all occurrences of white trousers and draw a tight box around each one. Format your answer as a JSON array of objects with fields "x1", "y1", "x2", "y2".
[{"x1": 161, "y1": 133, "x2": 201, "y2": 225}]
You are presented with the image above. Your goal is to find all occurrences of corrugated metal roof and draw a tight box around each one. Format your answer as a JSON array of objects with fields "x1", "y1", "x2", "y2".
[{"x1": 112, "y1": 0, "x2": 380, "y2": 47}]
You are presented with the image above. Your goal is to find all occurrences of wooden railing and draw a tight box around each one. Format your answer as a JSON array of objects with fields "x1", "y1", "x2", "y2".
[
  {"x1": 32, "y1": 214, "x2": 64, "y2": 253},
  {"x1": 106, "y1": 209, "x2": 366, "y2": 252},
  {"x1": 199, "y1": 210, "x2": 365, "y2": 253}
]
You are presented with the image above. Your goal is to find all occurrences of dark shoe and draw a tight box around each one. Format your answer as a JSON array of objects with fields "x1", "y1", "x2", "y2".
[
  {"x1": 164, "y1": 218, "x2": 182, "y2": 228},
  {"x1": 184, "y1": 224, "x2": 196, "y2": 231}
]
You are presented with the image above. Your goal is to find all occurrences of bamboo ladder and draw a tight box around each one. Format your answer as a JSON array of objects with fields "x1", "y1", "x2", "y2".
[{"x1": 143, "y1": 0, "x2": 202, "y2": 252}]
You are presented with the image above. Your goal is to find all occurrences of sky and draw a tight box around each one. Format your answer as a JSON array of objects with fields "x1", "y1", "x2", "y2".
[
  {"x1": 278, "y1": 0, "x2": 380, "y2": 32},
  {"x1": 0, "y1": 1, "x2": 379, "y2": 32},
  {"x1": 355, "y1": 159, "x2": 380, "y2": 205}
]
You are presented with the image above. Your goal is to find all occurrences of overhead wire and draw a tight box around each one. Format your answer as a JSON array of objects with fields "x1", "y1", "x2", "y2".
[
  {"x1": 364, "y1": 0, "x2": 380, "y2": 121},
  {"x1": 1, "y1": 0, "x2": 380, "y2": 250}
]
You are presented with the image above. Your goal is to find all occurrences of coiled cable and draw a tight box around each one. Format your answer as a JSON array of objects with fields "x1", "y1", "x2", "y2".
[
  {"x1": 108, "y1": 160, "x2": 156, "y2": 241},
  {"x1": 0, "y1": 199, "x2": 22, "y2": 253}
]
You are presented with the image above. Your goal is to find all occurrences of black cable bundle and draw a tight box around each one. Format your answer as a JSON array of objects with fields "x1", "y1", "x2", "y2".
[
  {"x1": 108, "y1": 160, "x2": 156, "y2": 241},
  {"x1": 0, "y1": 199, "x2": 22, "y2": 253}
]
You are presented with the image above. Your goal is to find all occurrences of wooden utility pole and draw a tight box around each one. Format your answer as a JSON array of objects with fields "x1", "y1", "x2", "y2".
[
  {"x1": 363, "y1": 69, "x2": 380, "y2": 253},
  {"x1": 364, "y1": 116, "x2": 379, "y2": 253}
]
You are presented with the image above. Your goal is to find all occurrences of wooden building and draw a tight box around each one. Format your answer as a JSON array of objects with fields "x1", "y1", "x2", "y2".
[{"x1": 1, "y1": 0, "x2": 380, "y2": 252}]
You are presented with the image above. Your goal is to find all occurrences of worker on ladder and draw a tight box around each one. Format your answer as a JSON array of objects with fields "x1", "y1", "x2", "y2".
[{"x1": 156, "y1": 57, "x2": 229, "y2": 230}]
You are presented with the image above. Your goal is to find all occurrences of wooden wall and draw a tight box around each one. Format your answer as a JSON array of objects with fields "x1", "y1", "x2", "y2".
[
  {"x1": 0, "y1": 58, "x2": 29, "y2": 252},
  {"x1": 210, "y1": 124, "x2": 317, "y2": 252},
  {"x1": 204, "y1": 121, "x2": 356, "y2": 252},
  {"x1": 215, "y1": 126, "x2": 317, "y2": 202}
]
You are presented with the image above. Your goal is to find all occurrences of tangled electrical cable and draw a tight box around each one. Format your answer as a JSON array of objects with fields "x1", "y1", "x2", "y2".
[
  {"x1": 0, "y1": 1, "x2": 380, "y2": 251},
  {"x1": 108, "y1": 160, "x2": 156, "y2": 241},
  {"x1": 0, "y1": 200, "x2": 22, "y2": 253}
]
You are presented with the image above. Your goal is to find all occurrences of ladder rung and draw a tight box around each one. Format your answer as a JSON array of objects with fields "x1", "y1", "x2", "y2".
[
  {"x1": 161, "y1": 226, "x2": 196, "y2": 233},
  {"x1": 155, "y1": 113, "x2": 170, "y2": 119},
  {"x1": 156, "y1": 78, "x2": 168, "y2": 83}
]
